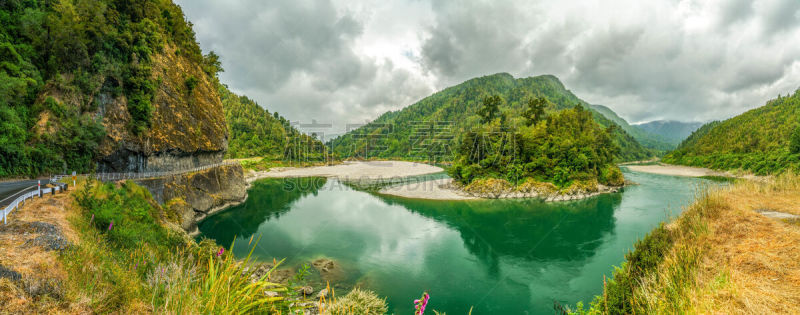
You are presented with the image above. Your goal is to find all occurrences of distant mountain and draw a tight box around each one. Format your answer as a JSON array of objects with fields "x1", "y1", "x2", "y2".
[
  {"x1": 634, "y1": 120, "x2": 704, "y2": 145},
  {"x1": 663, "y1": 89, "x2": 800, "y2": 175},
  {"x1": 590, "y1": 105, "x2": 674, "y2": 152},
  {"x1": 330, "y1": 73, "x2": 653, "y2": 161}
]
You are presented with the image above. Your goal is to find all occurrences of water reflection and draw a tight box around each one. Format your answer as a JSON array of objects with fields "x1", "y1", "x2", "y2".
[
  {"x1": 198, "y1": 177, "x2": 327, "y2": 246},
  {"x1": 377, "y1": 194, "x2": 620, "y2": 276},
  {"x1": 198, "y1": 172, "x2": 705, "y2": 314}
]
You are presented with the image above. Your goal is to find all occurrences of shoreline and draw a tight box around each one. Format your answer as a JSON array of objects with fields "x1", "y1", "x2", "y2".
[
  {"x1": 623, "y1": 163, "x2": 732, "y2": 178},
  {"x1": 378, "y1": 178, "x2": 623, "y2": 201},
  {"x1": 245, "y1": 160, "x2": 445, "y2": 183}
]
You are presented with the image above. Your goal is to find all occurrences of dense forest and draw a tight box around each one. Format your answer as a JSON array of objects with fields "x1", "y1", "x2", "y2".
[
  {"x1": 663, "y1": 89, "x2": 800, "y2": 175},
  {"x1": 328, "y1": 73, "x2": 653, "y2": 162},
  {"x1": 0, "y1": 0, "x2": 218, "y2": 177},
  {"x1": 220, "y1": 84, "x2": 326, "y2": 161},
  {"x1": 449, "y1": 99, "x2": 624, "y2": 188}
]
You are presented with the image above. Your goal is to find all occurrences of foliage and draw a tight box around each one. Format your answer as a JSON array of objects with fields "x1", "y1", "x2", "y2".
[
  {"x1": 596, "y1": 223, "x2": 673, "y2": 314},
  {"x1": 790, "y1": 125, "x2": 800, "y2": 154},
  {"x1": 663, "y1": 90, "x2": 800, "y2": 175},
  {"x1": 184, "y1": 75, "x2": 198, "y2": 93},
  {"x1": 329, "y1": 73, "x2": 652, "y2": 162},
  {"x1": 477, "y1": 95, "x2": 502, "y2": 123},
  {"x1": 449, "y1": 105, "x2": 622, "y2": 188},
  {"x1": 64, "y1": 179, "x2": 303, "y2": 313},
  {"x1": 0, "y1": 0, "x2": 216, "y2": 177},
  {"x1": 327, "y1": 288, "x2": 388, "y2": 315},
  {"x1": 220, "y1": 83, "x2": 327, "y2": 161},
  {"x1": 74, "y1": 180, "x2": 182, "y2": 250},
  {"x1": 522, "y1": 97, "x2": 548, "y2": 126}
]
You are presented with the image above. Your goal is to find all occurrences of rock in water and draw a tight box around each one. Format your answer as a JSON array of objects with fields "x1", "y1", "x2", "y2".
[
  {"x1": 312, "y1": 258, "x2": 335, "y2": 272},
  {"x1": 300, "y1": 286, "x2": 314, "y2": 296}
]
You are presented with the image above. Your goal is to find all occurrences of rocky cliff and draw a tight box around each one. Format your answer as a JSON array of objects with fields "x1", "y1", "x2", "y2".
[
  {"x1": 95, "y1": 43, "x2": 228, "y2": 173},
  {"x1": 136, "y1": 164, "x2": 247, "y2": 236}
]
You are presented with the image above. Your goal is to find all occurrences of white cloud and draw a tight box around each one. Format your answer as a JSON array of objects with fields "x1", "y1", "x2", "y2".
[{"x1": 176, "y1": 0, "x2": 800, "y2": 129}]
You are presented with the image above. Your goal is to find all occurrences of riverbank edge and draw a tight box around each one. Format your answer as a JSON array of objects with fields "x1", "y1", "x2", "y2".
[
  {"x1": 378, "y1": 178, "x2": 624, "y2": 201},
  {"x1": 568, "y1": 172, "x2": 800, "y2": 314}
]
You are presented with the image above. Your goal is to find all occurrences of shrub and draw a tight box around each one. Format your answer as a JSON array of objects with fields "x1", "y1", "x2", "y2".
[
  {"x1": 75, "y1": 180, "x2": 182, "y2": 250},
  {"x1": 593, "y1": 223, "x2": 673, "y2": 314},
  {"x1": 327, "y1": 288, "x2": 388, "y2": 315},
  {"x1": 185, "y1": 75, "x2": 199, "y2": 93},
  {"x1": 790, "y1": 126, "x2": 800, "y2": 154}
]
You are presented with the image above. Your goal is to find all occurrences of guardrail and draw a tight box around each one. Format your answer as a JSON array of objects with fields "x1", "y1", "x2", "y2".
[
  {"x1": 2, "y1": 182, "x2": 67, "y2": 225},
  {"x1": 3, "y1": 162, "x2": 239, "y2": 225},
  {"x1": 51, "y1": 162, "x2": 239, "y2": 183}
]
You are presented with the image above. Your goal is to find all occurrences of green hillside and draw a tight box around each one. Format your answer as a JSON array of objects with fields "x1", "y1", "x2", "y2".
[
  {"x1": 220, "y1": 84, "x2": 325, "y2": 161},
  {"x1": 590, "y1": 105, "x2": 674, "y2": 152},
  {"x1": 663, "y1": 89, "x2": 800, "y2": 175},
  {"x1": 329, "y1": 73, "x2": 652, "y2": 162},
  {"x1": 0, "y1": 0, "x2": 226, "y2": 177},
  {"x1": 634, "y1": 120, "x2": 704, "y2": 145}
]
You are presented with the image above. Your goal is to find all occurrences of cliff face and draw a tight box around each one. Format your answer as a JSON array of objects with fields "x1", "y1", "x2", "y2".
[
  {"x1": 136, "y1": 164, "x2": 247, "y2": 235},
  {"x1": 95, "y1": 43, "x2": 228, "y2": 173}
]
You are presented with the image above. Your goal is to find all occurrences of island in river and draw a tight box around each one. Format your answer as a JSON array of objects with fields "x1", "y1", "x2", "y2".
[{"x1": 245, "y1": 160, "x2": 622, "y2": 201}]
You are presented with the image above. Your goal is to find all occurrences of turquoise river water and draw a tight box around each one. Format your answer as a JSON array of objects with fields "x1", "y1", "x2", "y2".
[{"x1": 198, "y1": 169, "x2": 715, "y2": 314}]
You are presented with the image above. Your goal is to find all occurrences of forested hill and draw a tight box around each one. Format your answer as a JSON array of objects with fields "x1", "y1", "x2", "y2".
[
  {"x1": 329, "y1": 73, "x2": 652, "y2": 161},
  {"x1": 220, "y1": 84, "x2": 325, "y2": 160},
  {"x1": 634, "y1": 120, "x2": 704, "y2": 145},
  {"x1": 663, "y1": 89, "x2": 800, "y2": 175},
  {"x1": 0, "y1": 0, "x2": 230, "y2": 176},
  {"x1": 590, "y1": 105, "x2": 674, "y2": 152}
]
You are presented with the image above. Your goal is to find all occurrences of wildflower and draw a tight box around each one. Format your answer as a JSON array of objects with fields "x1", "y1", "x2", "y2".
[
  {"x1": 217, "y1": 247, "x2": 225, "y2": 257},
  {"x1": 414, "y1": 292, "x2": 430, "y2": 315},
  {"x1": 108, "y1": 221, "x2": 113, "y2": 230},
  {"x1": 90, "y1": 214, "x2": 94, "y2": 223}
]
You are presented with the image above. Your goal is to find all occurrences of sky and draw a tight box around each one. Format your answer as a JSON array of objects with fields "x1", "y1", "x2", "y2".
[{"x1": 175, "y1": 0, "x2": 800, "y2": 134}]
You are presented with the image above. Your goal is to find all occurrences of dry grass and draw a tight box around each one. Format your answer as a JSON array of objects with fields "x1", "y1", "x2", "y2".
[
  {"x1": 692, "y1": 177, "x2": 800, "y2": 314},
  {"x1": 0, "y1": 190, "x2": 88, "y2": 314},
  {"x1": 633, "y1": 173, "x2": 800, "y2": 314}
]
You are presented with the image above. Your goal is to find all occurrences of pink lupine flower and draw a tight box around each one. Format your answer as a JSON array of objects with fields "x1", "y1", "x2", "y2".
[
  {"x1": 108, "y1": 221, "x2": 113, "y2": 230},
  {"x1": 414, "y1": 292, "x2": 430, "y2": 315},
  {"x1": 90, "y1": 214, "x2": 94, "y2": 223},
  {"x1": 217, "y1": 247, "x2": 225, "y2": 257}
]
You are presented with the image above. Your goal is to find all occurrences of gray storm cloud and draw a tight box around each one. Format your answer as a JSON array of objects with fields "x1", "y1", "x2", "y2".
[{"x1": 176, "y1": 0, "x2": 800, "y2": 129}]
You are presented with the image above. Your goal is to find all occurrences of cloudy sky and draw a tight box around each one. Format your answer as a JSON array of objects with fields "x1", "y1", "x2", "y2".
[{"x1": 176, "y1": 0, "x2": 800, "y2": 133}]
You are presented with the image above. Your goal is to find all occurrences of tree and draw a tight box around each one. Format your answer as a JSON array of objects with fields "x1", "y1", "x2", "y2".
[
  {"x1": 522, "y1": 97, "x2": 548, "y2": 126},
  {"x1": 790, "y1": 125, "x2": 800, "y2": 154},
  {"x1": 478, "y1": 95, "x2": 502, "y2": 124}
]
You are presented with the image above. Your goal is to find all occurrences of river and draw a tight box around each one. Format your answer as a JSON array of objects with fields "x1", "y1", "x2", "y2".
[{"x1": 198, "y1": 169, "x2": 716, "y2": 314}]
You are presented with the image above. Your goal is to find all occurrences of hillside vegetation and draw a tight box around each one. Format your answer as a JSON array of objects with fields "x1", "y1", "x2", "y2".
[
  {"x1": 0, "y1": 0, "x2": 225, "y2": 177},
  {"x1": 449, "y1": 104, "x2": 624, "y2": 190},
  {"x1": 329, "y1": 73, "x2": 652, "y2": 162},
  {"x1": 663, "y1": 90, "x2": 800, "y2": 175},
  {"x1": 220, "y1": 84, "x2": 326, "y2": 161}
]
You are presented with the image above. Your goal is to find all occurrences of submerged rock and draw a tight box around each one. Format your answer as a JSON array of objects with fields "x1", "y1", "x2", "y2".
[{"x1": 312, "y1": 258, "x2": 335, "y2": 273}]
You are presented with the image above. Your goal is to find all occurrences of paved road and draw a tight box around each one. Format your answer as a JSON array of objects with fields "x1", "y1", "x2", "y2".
[{"x1": 0, "y1": 179, "x2": 50, "y2": 208}]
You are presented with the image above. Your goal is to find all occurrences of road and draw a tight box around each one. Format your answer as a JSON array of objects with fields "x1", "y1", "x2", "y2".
[{"x1": 0, "y1": 179, "x2": 50, "y2": 208}]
